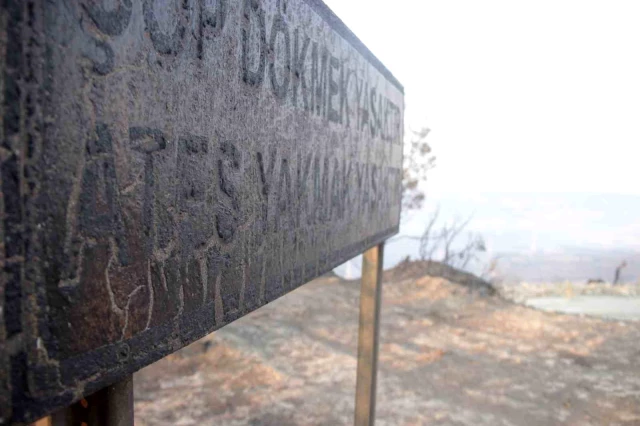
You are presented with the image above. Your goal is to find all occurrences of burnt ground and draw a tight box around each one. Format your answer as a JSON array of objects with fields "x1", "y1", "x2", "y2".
[{"x1": 134, "y1": 264, "x2": 640, "y2": 425}]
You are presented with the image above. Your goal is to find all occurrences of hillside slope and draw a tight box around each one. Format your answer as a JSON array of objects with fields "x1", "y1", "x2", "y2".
[{"x1": 134, "y1": 262, "x2": 640, "y2": 425}]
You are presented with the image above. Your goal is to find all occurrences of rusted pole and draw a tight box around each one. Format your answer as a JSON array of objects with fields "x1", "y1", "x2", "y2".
[
  {"x1": 51, "y1": 376, "x2": 134, "y2": 426},
  {"x1": 354, "y1": 243, "x2": 384, "y2": 426}
]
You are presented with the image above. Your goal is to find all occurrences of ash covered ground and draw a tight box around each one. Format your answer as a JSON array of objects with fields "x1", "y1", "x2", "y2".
[{"x1": 134, "y1": 262, "x2": 640, "y2": 425}]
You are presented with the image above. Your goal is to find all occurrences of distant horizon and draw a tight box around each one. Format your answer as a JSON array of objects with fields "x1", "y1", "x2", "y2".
[{"x1": 336, "y1": 191, "x2": 640, "y2": 282}]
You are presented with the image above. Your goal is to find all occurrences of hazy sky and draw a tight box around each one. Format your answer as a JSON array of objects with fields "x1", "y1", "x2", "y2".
[{"x1": 323, "y1": 0, "x2": 640, "y2": 195}]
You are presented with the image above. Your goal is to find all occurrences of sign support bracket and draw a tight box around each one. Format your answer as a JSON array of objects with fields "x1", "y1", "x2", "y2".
[{"x1": 50, "y1": 376, "x2": 134, "y2": 426}]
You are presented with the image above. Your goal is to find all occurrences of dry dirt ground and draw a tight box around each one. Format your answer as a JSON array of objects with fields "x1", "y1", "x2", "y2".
[{"x1": 134, "y1": 264, "x2": 640, "y2": 426}]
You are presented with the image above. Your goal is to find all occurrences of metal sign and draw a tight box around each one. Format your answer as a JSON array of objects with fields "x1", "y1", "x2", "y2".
[{"x1": 0, "y1": 0, "x2": 403, "y2": 422}]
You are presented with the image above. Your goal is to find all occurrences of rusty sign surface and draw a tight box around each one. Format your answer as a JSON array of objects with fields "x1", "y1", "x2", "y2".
[{"x1": 0, "y1": 0, "x2": 403, "y2": 422}]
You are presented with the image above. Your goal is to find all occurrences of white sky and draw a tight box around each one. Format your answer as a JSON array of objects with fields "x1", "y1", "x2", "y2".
[{"x1": 323, "y1": 0, "x2": 640, "y2": 195}]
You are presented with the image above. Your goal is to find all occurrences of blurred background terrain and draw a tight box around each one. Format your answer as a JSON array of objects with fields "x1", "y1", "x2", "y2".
[
  {"x1": 134, "y1": 263, "x2": 640, "y2": 425},
  {"x1": 352, "y1": 192, "x2": 640, "y2": 285}
]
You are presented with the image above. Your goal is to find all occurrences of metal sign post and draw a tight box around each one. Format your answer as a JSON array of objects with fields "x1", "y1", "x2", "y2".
[{"x1": 354, "y1": 243, "x2": 384, "y2": 426}]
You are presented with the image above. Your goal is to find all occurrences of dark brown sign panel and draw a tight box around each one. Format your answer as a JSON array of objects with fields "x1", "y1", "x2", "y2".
[{"x1": 0, "y1": 0, "x2": 403, "y2": 422}]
